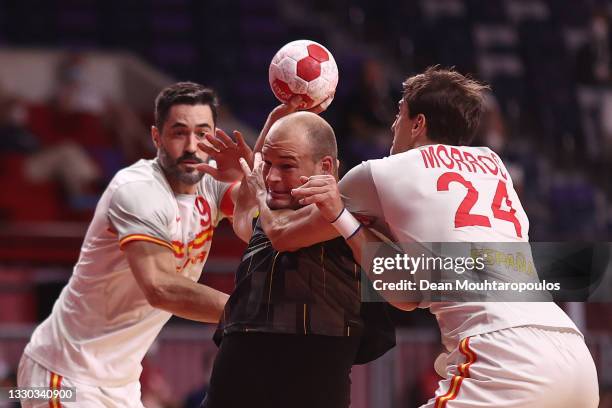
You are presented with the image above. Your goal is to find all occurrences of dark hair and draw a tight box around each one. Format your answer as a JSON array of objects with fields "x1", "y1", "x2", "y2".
[
  {"x1": 154, "y1": 82, "x2": 219, "y2": 129},
  {"x1": 402, "y1": 66, "x2": 489, "y2": 145}
]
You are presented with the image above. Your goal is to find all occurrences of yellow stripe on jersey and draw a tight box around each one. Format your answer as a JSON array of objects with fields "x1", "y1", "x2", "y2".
[{"x1": 119, "y1": 234, "x2": 174, "y2": 252}]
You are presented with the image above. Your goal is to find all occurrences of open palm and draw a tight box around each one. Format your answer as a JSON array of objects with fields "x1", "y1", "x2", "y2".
[{"x1": 196, "y1": 129, "x2": 253, "y2": 183}]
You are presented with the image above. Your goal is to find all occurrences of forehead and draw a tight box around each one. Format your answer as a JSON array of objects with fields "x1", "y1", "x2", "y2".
[
  {"x1": 164, "y1": 104, "x2": 214, "y2": 127},
  {"x1": 398, "y1": 98, "x2": 410, "y2": 115},
  {"x1": 263, "y1": 130, "x2": 309, "y2": 158}
]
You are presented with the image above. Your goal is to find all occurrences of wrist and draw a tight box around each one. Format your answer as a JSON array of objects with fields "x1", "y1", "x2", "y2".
[
  {"x1": 330, "y1": 208, "x2": 362, "y2": 240},
  {"x1": 256, "y1": 190, "x2": 268, "y2": 206}
]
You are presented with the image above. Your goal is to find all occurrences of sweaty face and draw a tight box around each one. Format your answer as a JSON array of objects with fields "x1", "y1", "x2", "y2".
[
  {"x1": 156, "y1": 104, "x2": 213, "y2": 188},
  {"x1": 390, "y1": 99, "x2": 415, "y2": 155},
  {"x1": 262, "y1": 131, "x2": 319, "y2": 210}
]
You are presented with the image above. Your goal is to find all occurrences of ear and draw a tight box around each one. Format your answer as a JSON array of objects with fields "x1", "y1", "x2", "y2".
[
  {"x1": 151, "y1": 125, "x2": 161, "y2": 149},
  {"x1": 413, "y1": 113, "x2": 427, "y2": 138},
  {"x1": 319, "y1": 156, "x2": 335, "y2": 175}
]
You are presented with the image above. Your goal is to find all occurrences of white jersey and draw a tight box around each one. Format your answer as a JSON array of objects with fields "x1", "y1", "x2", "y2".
[
  {"x1": 339, "y1": 144, "x2": 579, "y2": 350},
  {"x1": 24, "y1": 158, "x2": 235, "y2": 386}
]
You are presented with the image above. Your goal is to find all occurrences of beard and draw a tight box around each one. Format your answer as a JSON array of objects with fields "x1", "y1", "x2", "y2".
[{"x1": 157, "y1": 146, "x2": 204, "y2": 186}]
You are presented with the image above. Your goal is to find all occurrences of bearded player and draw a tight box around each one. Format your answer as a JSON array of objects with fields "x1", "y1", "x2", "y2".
[
  {"x1": 17, "y1": 82, "x2": 253, "y2": 407},
  {"x1": 274, "y1": 67, "x2": 599, "y2": 407}
]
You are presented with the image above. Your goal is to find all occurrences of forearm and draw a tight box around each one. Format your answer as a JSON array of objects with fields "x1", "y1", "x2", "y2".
[
  {"x1": 254, "y1": 100, "x2": 303, "y2": 152},
  {"x1": 256, "y1": 192, "x2": 283, "y2": 237},
  {"x1": 232, "y1": 181, "x2": 258, "y2": 242},
  {"x1": 256, "y1": 193, "x2": 338, "y2": 251},
  {"x1": 253, "y1": 120, "x2": 272, "y2": 153},
  {"x1": 126, "y1": 242, "x2": 229, "y2": 322},
  {"x1": 344, "y1": 226, "x2": 418, "y2": 312},
  {"x1": 344, "y1": 226, "x2": 378, "y2": 275},
  {"x1": 150, "y1": 274, "x2": 229, "y2": 323}
]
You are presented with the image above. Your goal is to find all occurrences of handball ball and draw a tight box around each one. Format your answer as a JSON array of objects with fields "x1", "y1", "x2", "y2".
[{"x1": 269, "y1": 40, "x2": 338, "y2": 109}]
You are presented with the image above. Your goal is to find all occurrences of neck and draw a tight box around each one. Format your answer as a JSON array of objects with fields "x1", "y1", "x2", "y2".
[
  {"x1": 162, "y1": 169, "x2": 197, "y2": 195},
  {"x1": 413, "y1": 135, "x2": 434, "y2": 149},
  {"x1": 170, "y1": 180, "x2": 197, "y2": 195}
]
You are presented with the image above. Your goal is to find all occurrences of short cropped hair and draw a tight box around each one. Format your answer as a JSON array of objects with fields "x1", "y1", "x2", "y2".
[
  {"x1": 402, "y1": 66, "x2": 489, "y2": 145},
  {"x1": 154, "y1": 82, "x2": 219, "y2": 129},
  {"x1": 307, "y1": 119, "x2": 338, "y2": 162}
]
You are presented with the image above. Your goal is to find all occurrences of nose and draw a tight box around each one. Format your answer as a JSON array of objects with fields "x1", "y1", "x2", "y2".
[
  {"x1": 186, "y1": 132, "x2": 199, "y2": 154},
  {"x1": 266, "y1": 166, "x2": 281, "y2": 184}
]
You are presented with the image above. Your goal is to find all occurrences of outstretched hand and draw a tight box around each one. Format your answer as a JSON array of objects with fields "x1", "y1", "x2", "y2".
[
  {"x1": 238, "y1": 152, "x2": 267, "y2": 201},
  {"x1": 290, "y1": 175, "x2": 343, "y2": 222},
  {"x1": 196, "y1": 129, "x2": 253, "y2": 183},
  {"x1": 255, "y1": 93, "x2": 336, "y2": 152},
  {"x1": 269, "y1": 93, "x2": 335, "y2": 121}
]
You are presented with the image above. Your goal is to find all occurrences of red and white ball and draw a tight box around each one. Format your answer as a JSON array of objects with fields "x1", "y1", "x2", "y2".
[{"x1": 269, "y1": 39, "x2": 338, "y2": 109}]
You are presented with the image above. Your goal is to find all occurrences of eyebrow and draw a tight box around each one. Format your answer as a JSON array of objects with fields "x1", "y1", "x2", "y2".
[
  {"x1": 169, "y1": 122, "x2": 212, "y2": 129},
  {"x1": 260, "y1": 150, "x2": 299, "y2": 162}
]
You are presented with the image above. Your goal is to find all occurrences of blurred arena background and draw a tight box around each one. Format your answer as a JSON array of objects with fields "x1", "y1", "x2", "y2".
[{"x1": 0, "y1": 0, "x2": 611, "y2": 406}]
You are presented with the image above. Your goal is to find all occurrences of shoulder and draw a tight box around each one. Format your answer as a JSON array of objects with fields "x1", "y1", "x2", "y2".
[
  {"x1": 364, "y1": 149, "x2": 422, "y2": 173},
  {"x1": 342, "y1": 151, "x2": 419, "y2": 186},
  {"x1": 111, "y1": 159, "x2": 171, "y2": 194},
  {"x1": 198, "y1": 173, "x2": 233, "y2": 198},
  {"x1": 108, "y1": 162, "x2": 175, "y2": 216}
]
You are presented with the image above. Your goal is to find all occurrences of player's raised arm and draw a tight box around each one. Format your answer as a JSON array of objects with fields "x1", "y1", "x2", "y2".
[{"x1": 254, "y1": 94, "x2": 334, "y2": 153}]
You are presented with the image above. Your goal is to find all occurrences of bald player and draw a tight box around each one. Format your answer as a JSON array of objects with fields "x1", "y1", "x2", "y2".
[{"x1": 200, "y1": 110, "x2": 394, "y2": 408}]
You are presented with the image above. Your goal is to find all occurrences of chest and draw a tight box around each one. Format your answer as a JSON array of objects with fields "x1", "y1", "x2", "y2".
[{"x1": 169, "y1": 194, "x2": 216, "y2": 278}]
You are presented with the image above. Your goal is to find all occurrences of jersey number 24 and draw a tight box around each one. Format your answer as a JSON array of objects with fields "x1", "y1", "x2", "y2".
[{"x1": 436, "y1": 172, "x2": 522, "y2": 238}]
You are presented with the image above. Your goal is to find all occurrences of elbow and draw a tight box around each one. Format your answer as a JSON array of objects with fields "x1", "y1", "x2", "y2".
[
  {"x1": 143, "y1": 284, "x2": 169, "y2": 310},
  {"x1": 393, "y1": 301, "x2": 418, "y2": 312},
  {"x1": 270, "y1": 240, "x2": 297, "y2": 252},
  {"x1": 263, "y1": 224, "x2": 283, "y2": 249},
  {"x1": 267, "y1": 228, "x2": 296, "y2": 252}
]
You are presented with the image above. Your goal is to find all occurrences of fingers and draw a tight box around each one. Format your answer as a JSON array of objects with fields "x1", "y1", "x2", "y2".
[
  {"x1": 198, "y1": 142, "x2": 219, "y2": 157},
  {"x1": 239, "y1": 157, "x2": 251, "y2": 178},
  {"x1": 288, "y1": 95, "x2": 303, "y2": 110},
  {"x1": 291, "y1": 186, "x2": 331, "y2": 198},
  {"x1": 195, "y1": 163, "x2": 219, "y2": 178},
  {"x1": 215, "y1": 129, "x2": 238, "y2": 148},
  {"x1": 298, "y1": 193, "x2": 328, "y2": 206},
  {"x1": 309, "y1": 92, "x2": 335, "y2": 114},
  {"x1": 253, "y1": 152, "x2": 262, "y2": 169},
  {"x1": 234, "y1": 130, "x2": 254, "y2": 162},
  {"x1": 205, "y1": 133, "x2": 228, "y2": 151},
  {"x1": 292, "y1": 180, "x2": 331, "y2": 190},
  {"x1": 234, "y1": 130, "x2": 249, "y2": 150},
  {"x1": 294, "y1": 175, "x2": 336, "y2": 189}
]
